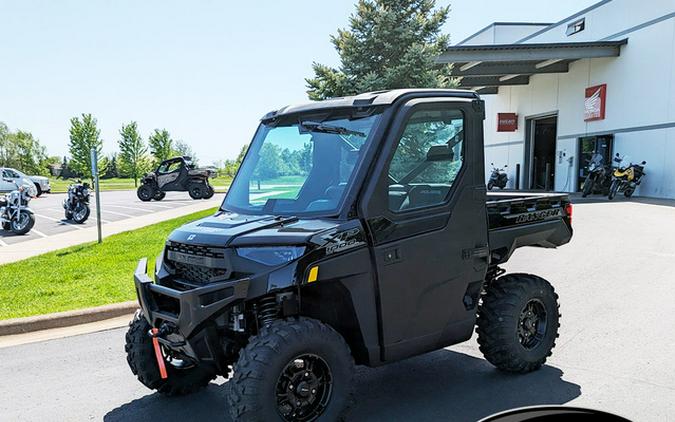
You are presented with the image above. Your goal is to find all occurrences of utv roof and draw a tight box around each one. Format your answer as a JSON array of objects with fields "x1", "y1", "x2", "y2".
[{"x1": 262, "y1": 88, "x2": 480, "y2": 120}]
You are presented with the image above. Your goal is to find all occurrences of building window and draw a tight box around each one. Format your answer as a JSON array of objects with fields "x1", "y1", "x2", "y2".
[{"x1": 566, "y1": 18, "x2": 585, "y2": 36}]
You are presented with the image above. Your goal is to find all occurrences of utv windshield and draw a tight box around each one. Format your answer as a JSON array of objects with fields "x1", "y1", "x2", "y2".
[{"x1": 223, "y1": 111, "x2": 382, "y2": 216}]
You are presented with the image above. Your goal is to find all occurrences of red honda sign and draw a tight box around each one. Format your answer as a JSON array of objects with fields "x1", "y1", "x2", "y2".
[
  {"x1": 584, "y1": 84, "x2": 607, "y2": 121},
  {"x1": 497, "y1": 113, "x2": 518, "y2": 132}
]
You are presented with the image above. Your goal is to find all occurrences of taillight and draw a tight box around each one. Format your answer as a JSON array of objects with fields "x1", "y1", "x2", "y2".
[{"x1": 565, "y1": 203, "x2": 573, "y2": 226}]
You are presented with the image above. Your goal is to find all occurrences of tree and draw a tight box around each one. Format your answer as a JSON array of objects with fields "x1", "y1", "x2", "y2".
[
  {"x1": 68, "y1": 113, "x2": 104, "y2": 181},
  {"x1": 252, "y1": 143, "x2": 284, "y2": 189},
  {"x1": 102, "y1": 154, "x2": 120, "y2": 179},
  {"x1": 118, "y1": 122, "x2": 149, "y2": 187},
  {"x1": 306, "y1": 0, "x2": 457, "y2": 100},
  {"x1": 0, "y1": 123, "x2": 49, "y2": 175},
  {"x1": 148, "y1": 129, "x2": 174, "y2": 164},
  {"x1": 174, "y1": 140, "x2": 195, "y2": 160}
]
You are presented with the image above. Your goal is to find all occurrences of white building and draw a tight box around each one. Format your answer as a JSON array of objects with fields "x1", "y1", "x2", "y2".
[{"x1": 439, "y1": 0, "x2": 675, "y2": 198}]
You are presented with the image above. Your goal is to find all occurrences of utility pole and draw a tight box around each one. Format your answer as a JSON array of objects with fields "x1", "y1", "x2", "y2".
[{"x1": 90, "y1": 148, "x2": 102, "y2": 243}]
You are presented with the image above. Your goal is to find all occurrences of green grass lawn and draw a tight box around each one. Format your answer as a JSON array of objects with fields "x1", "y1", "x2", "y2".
[
  {"x1": 0, "y1": 207, "x2": 217, "y2": 320},
  {"x1": 49, "y1": 176, "x2": 233, "y2": 193}
]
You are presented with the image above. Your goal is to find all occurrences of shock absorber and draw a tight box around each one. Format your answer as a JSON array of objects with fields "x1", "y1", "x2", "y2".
[{"x1": 256, "y1": 296, "x2": 279, "y2": 327}]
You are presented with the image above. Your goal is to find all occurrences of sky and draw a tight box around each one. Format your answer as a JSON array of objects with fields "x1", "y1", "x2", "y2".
[{"x1": 0, "y1": 0, "x2": 597, "y2": 164}]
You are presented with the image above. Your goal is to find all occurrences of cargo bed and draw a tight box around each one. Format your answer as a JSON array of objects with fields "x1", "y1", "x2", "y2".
[{"x1": 486, "y1": 191, "x2": 573, "y2": 265}]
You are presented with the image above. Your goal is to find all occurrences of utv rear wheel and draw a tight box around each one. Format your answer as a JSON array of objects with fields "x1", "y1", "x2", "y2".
[
  {"x1": 154, "y1": 191, "x2": 166, "y2": 201},
  {"x1": 188, "y1": 184, "x2": 204, "y2": 200},
  {"x1": 137, "y1": 185, "x2": 155, "y2": 202},
  {"x1": 203, "y1": 185, "x2": 214, "y2": 199},
  {"x1": 477, "y1": 273, "x2": 560, "y2": 373},
  {"x1": 125, "y1": 312, "x2": 217, "y2": 396},
  {"x1": 228, "y1": 317, "x2": 354, "y2": 422}
]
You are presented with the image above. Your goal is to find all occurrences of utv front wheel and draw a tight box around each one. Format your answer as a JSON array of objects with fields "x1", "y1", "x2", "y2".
[
  {"x1": 137, "y1": 185, "x2": 155, "y2": 202},
  {"x1": 125, "y1": 312, "x2": 217, "y2": 395},
  {"x1": 228, "y1": 317, "x2": 354, "y2": 422},
  {"x1": 477, "y1": 273, "x2": 560, "y2": 373}
]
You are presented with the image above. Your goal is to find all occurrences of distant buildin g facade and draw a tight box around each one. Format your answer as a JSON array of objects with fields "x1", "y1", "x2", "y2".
[{"x1": 440, "y1": 0, "x2": 675, "y2": 198}]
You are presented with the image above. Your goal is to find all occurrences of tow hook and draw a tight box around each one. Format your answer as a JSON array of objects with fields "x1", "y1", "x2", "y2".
[{"x1": 150, "y1": 328, "x2": 168, "y2": 379}]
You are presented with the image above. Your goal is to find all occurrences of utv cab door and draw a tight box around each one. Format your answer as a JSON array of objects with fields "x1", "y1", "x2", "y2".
[
  {"x1": 361, "y1": 98, "x2": 488, "y2": 362},
  {"x1": 156, "y1": 159, "x2": 185, "y2": 190}
]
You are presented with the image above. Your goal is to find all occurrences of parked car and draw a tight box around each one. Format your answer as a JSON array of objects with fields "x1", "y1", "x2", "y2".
[
  {"x1": 0, "y1": 168, "x2": 38, "y2": 197},
  {"x1": 28, "y1": 175, "x2": 51, "y2": 196}
]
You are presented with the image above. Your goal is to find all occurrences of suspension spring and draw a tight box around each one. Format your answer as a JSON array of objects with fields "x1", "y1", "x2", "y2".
[{"x1": 257, "y1": 296, "x2": 279, "y2": 327}]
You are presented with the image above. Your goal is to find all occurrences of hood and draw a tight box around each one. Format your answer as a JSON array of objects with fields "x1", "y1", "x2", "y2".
[
  {"x1": 30, "y1": 175, "x2": 48, "y2": 182},
  {"x1": 168, "y1": 211, "x2": 341, "y2": 247}
]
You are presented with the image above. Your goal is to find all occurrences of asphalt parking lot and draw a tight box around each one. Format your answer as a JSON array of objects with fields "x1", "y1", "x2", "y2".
[
  {"x1": 0, "y1": 190, "x2": 224, "y2": 246},
  {"x1": 1, "y1": 197, "x2": 674, "y2": 421}
]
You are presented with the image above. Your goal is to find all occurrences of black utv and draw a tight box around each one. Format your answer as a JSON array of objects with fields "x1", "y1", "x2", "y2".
[
  {"x1": 126, "y1": 89, "x2": 573, "y2": 421},
  {"x1": 137, "y1": 156, "x2": 216, "y2": 201}
]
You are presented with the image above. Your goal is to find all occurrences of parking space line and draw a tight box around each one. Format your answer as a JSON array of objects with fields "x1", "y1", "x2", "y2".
[
  {"x1": 98, "y1": 209, "x2": 135, "y2": 218},
  {"x1": 35, "y1": 214, "x2": 84, "y2": 230},
  {"x1": 0, "y1": 238, "x2": 7, "y2": 247},
  {"x1": 102, "y1": 204, "x2": 154, "y2": 212},
  {"x1": 31, "y1": 229, "x2": 48, "y2": 238},
  {"x1": 137, "y1": 203, "x2": 174, "y2": 209}
]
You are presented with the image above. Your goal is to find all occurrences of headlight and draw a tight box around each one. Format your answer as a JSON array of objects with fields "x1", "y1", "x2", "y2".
[{"x1": 236, "y1": 246, "x2": 305, "y2": 266}]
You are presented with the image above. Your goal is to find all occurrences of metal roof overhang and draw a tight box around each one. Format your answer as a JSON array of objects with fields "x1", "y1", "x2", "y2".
[{"x1": 437, "y1": 39, "x2": 627, "y2": 95}]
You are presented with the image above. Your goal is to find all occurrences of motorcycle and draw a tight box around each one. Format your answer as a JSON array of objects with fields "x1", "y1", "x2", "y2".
[
  {"x1": 0, "y1": 178, "x2": 36, "y2": 235},
  {"x1": 581, "y1": 153, "x2": 610, "y2": 197},
  {"x1": 487, "y1": 163, "x2": 508, "y2": 190},
  {"x1": 608, "y1": 153, "x2": 646, "y2": 200},
  {"x1": 63, "y1": 180, "x2": 91, "y2": 223}
]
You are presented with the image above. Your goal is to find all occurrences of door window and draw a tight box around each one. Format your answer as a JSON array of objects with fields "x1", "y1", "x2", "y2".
[{"x1": 387, "y1": 107, "x2": 464, "y2": 212}]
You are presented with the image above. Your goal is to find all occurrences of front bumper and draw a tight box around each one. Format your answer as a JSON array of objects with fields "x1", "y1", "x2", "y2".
[{"x1": 133, "y1": 258, "x2": 249, "y2": 338}]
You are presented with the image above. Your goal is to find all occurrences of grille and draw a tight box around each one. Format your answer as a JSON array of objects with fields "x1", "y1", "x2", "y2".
[
  {"x1": 173, "y1": 262, "x2": 227, "y2": 285},
  {"x1": 167, "y1": 241, "x2": 225, "y2": 258},
  {"x1": 166, "y1": 241, "x2": 229, "y2": 285}
]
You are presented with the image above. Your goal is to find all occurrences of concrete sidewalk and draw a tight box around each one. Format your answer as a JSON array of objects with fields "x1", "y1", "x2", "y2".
[{"x1": 0, "y1": 198, "x2": 221, "y2": 265}]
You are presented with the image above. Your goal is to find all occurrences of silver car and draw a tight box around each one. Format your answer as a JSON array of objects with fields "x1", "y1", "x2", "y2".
[
  {"x1": 29, "y1": 174, "x2": 51, "y2": 196},
  {"x1": 0, "y1": 167, "x2": 39, "y2": 197}
]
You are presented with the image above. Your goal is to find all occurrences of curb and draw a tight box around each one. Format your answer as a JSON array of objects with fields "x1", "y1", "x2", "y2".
[{"x1": 0, "y1": 301, "x2": 138, "y2": 336}]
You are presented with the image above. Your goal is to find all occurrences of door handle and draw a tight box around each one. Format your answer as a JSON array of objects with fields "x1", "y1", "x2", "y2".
[
  {"x1": 462, "y1": 246, "x2": 489, "y2": 261},
  {"x1": 383, "y1": 247, "x2": 402, "y2": 265}
]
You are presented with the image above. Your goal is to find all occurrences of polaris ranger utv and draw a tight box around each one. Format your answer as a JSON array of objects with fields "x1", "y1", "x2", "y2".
[
  {"x1": 137, "y1": 156, "x2": 216, "y2": 201},
  {"x1": 126, "y1": 89, "x2": 573, "y2": 421}
]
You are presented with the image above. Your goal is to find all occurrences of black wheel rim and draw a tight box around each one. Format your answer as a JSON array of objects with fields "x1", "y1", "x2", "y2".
[
  {"x1": 140, "y1": 188, "x2": 152, "y2": 200},
  {"x1": 275, "y1": 354, "x2": 333, "y2": 422},
  {"x1": 518, "y1": 299, "x2": 547, "y2": 350}
]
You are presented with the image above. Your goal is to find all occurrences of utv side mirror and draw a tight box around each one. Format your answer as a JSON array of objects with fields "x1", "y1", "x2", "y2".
[
  {"x1": 641, "y1": 161, "x2": 647, "y2": 165},
  {"x1": 504, "y1": 164, "x2": 508, "y2": 167},
  {"x1": 426, "y1": 145, "x2": 454, "y2": 161},
  {"x1": 490, "y1": 162, "x2": 494, "y2": 166},
  {"x1": 615, "y1": 153, "x2": 620, "y2": 157}
]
